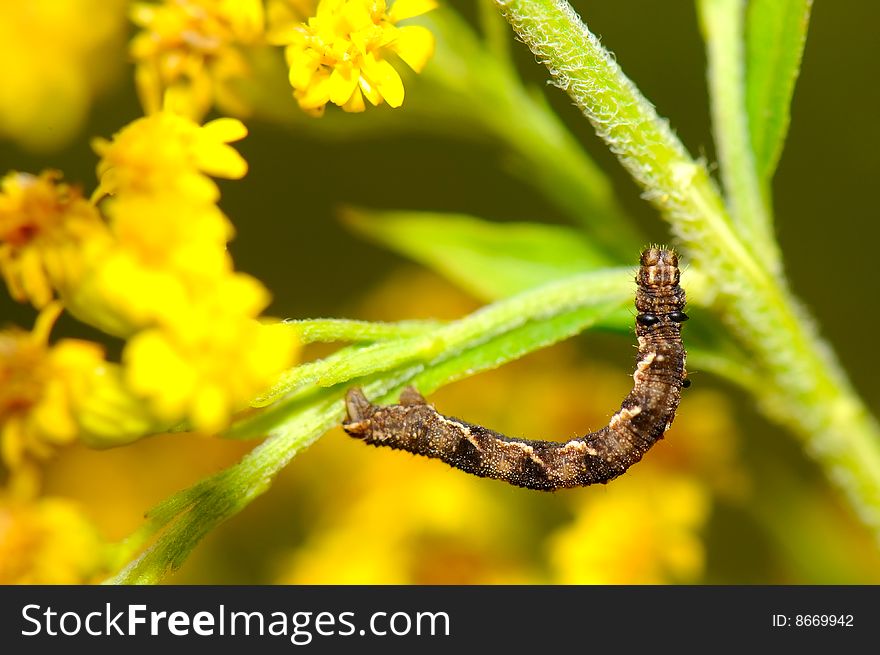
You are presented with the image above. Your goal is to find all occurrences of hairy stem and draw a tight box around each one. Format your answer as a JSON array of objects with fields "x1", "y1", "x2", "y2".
[{"x1": 493, "y1": 0, "x2": 880, "y2": 539}]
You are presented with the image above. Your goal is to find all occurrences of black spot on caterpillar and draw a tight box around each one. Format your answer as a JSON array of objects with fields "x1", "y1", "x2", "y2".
[{"x1": 343, "y1": 247, "x2": 689, "y2": 490}]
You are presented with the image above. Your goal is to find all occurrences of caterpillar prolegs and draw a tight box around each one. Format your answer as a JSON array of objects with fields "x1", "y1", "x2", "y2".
[{"x1": 343, "y1": 247, "x2": 689, "y2": 490}]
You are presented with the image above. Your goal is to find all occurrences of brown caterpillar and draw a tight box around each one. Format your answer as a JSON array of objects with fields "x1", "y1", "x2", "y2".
[{"x1": 343, "y1": 247, "x2": 689, "y2": 490}]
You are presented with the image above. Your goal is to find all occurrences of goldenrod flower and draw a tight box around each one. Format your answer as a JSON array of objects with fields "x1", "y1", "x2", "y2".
[
  {"x1": 83, "y1": 114, "x2": 247, "y2": 332},
  {"x1": 276, "y1": 437, "x2": 537, "y2": 584},
  {"x1": 92, "y1": 113, "x2": 248, "y2": 202},
  {"x1": 130, "y1": 0, "x2": 266, "y2": 119},
  {"x1": 0, "y1": 498, "x2": 109, "y2": 583},
  {"x1": 125, "y1": 313, "x2": 298, "y2": 433},
  {"x1": 547, "y1": 473, "x2": 710, "y2": 584},
  {"x1": 267, "y1": 0, "x2": 319, "y2": 25},
  {"x1": 0, "y1": 171, "x2": 110, "y2": 309},
  {"x1": 0, "y1": 305, "x2": 107, "y2": 496},
  {"x1": 87, "y1": 110, "x2": 295, "y2": 433},
  {"x1": 273, "y1": 0, "x2": 437, "y2": 114},
  {"x1": 79, "y1": 196, "x2": 233, "y2": 332},
  {"x1": 0, "y1": 0, "x2": 127, "y2": 152}
]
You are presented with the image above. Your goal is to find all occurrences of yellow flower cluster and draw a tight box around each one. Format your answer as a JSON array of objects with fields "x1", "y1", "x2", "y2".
[
  {"x1": 0, "y1": 171, "x2": 109, "y2": 309},
  {"x1": 0, "y1": 497, "x2": 109, "y2": 584},
  {"x1": 130, "y1": 0, "x2": 266, "y2": 119},
  {"x1": 267, "y1": 0, "x2": 321, "y2": 25},
  {"x1": 88, "y1": 114, "x2": 246, "y2": 331},
  {"x1": 89, "y1": 113, "x2": 298, "y2": 433},
  {"x1": 277, "y1": 443, "x2": 537, "y2": 584},
  {"x1": 548, "y1": 473, "x2": 710, "y2": 584},
  {"x1": 0, "y1": 305, "x2": 106, "y2": 497},
  {"x1": 271, "y1": 0, "x2": 437, "y2": 114},
  {"x1": 0, "y1": 113, "x2": 298, "y2": 487},
  {"x1": 128, "y1": 0, "x2": 438, "y2": 118},
  {"x1": 0, "y1": 0, "x2": 128, "y2": 152}
]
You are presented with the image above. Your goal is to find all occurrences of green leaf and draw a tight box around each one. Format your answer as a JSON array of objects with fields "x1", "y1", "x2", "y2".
[
  {"x1": 288, "y1": 318, "x2": 442, "y2": 344},
  {"x1": 698, "y1": 0, "x2": 780, "y2": 270},
  {"x1": 345, "y1": 208, "x2": 614, "y2": 300},
  {"x1": 745, "y1": 0, "x2": 813, "y2": 183},
  {"x1": 409, "y1": 304, "x2": 611, "y2": 395}
]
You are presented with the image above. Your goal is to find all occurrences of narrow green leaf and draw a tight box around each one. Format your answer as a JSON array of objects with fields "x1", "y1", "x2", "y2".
[
  {"x1": 107, "y1": 393, "x2": 353, "y2": 584},
  {"x1": 245, "y1": 338, "x2": 430, "y2": 412},
  {"x1": 410, "y1": 304, "x2": 612, "y2": 395},
  {"x1": 345, "y1": 208, "x2": 614, "y2": 300},
  {"x1": 698, "y1": 0, "x2": 779, "y2": 271},
  {"x1": 243, "y1": 267, "x2": 633, "y2": 431},
  {"x1": 746, "y1": 0, "x2": 813, "y2": 182},
  {"x1": 288, "y1": 318, "x2": 442, "y2": 344}
]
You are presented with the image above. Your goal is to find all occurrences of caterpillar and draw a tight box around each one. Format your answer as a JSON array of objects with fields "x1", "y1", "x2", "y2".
[{"x1": 342, "y1": 247, "x2": 689, "y2": 490}]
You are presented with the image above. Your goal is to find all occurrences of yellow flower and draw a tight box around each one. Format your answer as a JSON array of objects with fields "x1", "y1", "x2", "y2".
[
  {"x1": 0, "y1": 305, "x2": 107, "y2": 496},
  {"x1": 0, "y1": 171, "x2": 110, "y2": 309},
  {"x1": 124, "y1": 294, "x2": 299, "y2": 433},
  {"x1": 275, "y1": 433, "x2": 538, "y2": 584},
  {"x1": 547, "y1": 473, "x2": 710, "y2": 584},
  {"x1": 93, "y1": 113, "x2": 248, "y2": 202},
  {"x1": 130, "y1": 0, "x2": 266, "y2": 119},
  {"x1": 267, "y1": 0, "x2": 319, "y2": 26},
  {"x1": 107, "y1": 195, "x2": 233, "y2": 277},
  {"x1": 78, "y1": 195, "x2": 233, "y2": 332},
  {"x1": 0, "y1": 497, "x2": 109, "y2": 584},
  {"x1": 0, "y1": 0, "x2": 127, "y2": 152},
  {"x1": 273, "y1": 0, "x2": 437, "y2": 114},
  {"x1": 73, "y1": 113, "x2": 250, "y2": 334}
]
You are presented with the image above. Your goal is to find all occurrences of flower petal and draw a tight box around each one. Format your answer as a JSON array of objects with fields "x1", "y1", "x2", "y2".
[
  {"x1": 390, "y1": 25, "x2": 435, "y2": 72},
  {"x1": 362, "y1": 53, "x2": 404, "y2": 107},
  {"x1": 388, "y1": 0, "x2": 438, "y2": 22},
  {"x1": 328, "y1": 64, "x2": 361, "y2": 106}
]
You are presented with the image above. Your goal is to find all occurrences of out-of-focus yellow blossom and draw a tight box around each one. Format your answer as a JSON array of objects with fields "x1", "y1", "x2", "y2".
[
  {"x1": 2, "y1": 110, "x2": 289, "y2": 445},
  {"x1": 72, "y1": 363, "x2": 166, "y2": 449},
  {"x1": 106, "y1": 195, "x2": 232, "y2": 280},
  {"x1": 130, "y1": 0, "x2": 266, "y2": 119},
  {"x1": 125, "y1": 317, "x2": 298, "y2": 433},
  {"x1": 0, "y1": 497, "x2": 109, "y2": 583},
  {"x1": 275, "y1": 437, "x2": 539, "y2": 584},
  {"x1": 0, "y1": 0, "x2": 127, "y2": 152},
  {"x1": 84, "y1": 198, "x2": 234, "y2": 331},
  {"x1": 87, "y1": 111, "x2": 298, "y2": 432},
  {"x1": 0, "y1": 305, "x2": 106, "y2": 497},
  {"x1": 646, "y1": 390, "x2": 750, "y2": 501},
  {"x1": 0, "y1": 171, "x2": 110, "y2": 309},
  {"x1": 81, "y1": 113, "x2": 247, "y2": 332},
  {"x1": 548, "y1": 473, "x2": 710, "y2": 584},
  {"x1": 267, "y1": 0, "x2": 319, "y2": 26},
  {"x1": 92, "y1": 113, "x2": 248, "y2": 202},
  {"x1": 271, "y1": 0, "x2": 438, "y2": 115}
]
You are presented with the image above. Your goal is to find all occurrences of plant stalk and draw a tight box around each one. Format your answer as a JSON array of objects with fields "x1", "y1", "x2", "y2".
[{"x1": 493, "y1": 0, "x2": 880, "y2": 539}]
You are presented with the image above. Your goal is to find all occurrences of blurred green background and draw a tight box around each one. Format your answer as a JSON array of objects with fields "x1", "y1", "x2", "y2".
[{"x1": 1, "y1": 0, "x2": 878, "y2": 583}]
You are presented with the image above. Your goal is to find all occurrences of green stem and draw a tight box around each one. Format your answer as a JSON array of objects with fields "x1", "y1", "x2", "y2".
[
  {"x1": 246, "y1": 267, "x2": 633, "y2": 416},
  {"x1": 493, "y1": 0, "x2": 880, "y2": 539},
  {"x1": 698, "y1": 0, "x2": 780, "y2": 272}
]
